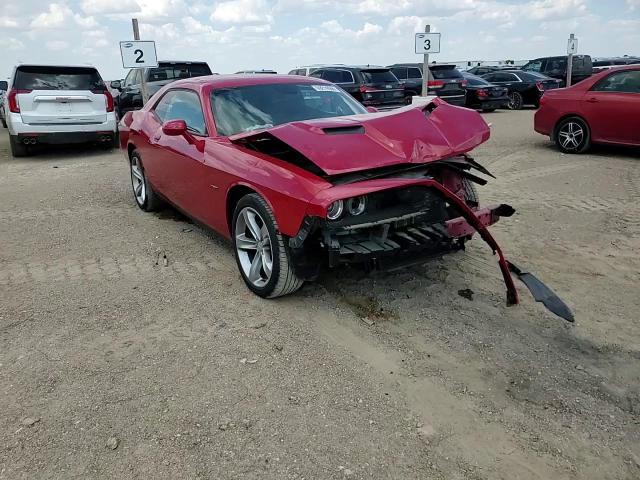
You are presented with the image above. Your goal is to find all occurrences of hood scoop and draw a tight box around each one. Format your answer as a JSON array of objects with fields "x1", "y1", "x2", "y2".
[{"x1": 322, "y1": 125, "x2": 365, "y2": 135}]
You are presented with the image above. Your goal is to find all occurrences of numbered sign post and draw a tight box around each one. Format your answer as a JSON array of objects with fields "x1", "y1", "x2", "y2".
[
  {"x1": 415, "y1": 27, "x2": 441, "y2": 96},
  {"x1": 566, "y1": 33, "x2": 578, "y2": 87},
  {"x1": 119, "y1": 41, "x2": 158, "y2": 68}
]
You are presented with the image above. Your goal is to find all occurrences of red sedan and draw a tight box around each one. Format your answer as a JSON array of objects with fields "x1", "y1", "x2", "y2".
[
  {"x1": 118, "y1": 74, "x2": 572, "y2": 319},
  {"x1": 534, "y1": 65, "x2": 640, "y2": 153}
]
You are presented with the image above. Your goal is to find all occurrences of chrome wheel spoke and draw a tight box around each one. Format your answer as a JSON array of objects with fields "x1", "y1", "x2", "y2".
[
  {"x1": 248, "y1": 251, "x2": 263, "y2": 283},
  {"x1": 262, "y1": 248, "x2": 273, "y2": 278},
  {"x1": 134, "y1": 182, "x2": 143, "y2": 196},
  {"x1": 243, "y1": 210, "x2": 262, "y2": 241},
  {"x1": 236, "y1": 233, "x2": 258, "y2": 251}
]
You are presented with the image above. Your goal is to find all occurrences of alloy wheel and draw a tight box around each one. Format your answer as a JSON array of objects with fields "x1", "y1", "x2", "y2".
[
  {"x1": 508, "y1": 93, "x2": 522, "y2": 110},
  {"x1": 130, "y1": 156, "x2": 146, "y2": 206},
  {"x1": 557, "y1": 121, "x2": 584, "y2": 151},
  {"x1": 235, "y1": 207, "x2": 273, "y2": 288}
]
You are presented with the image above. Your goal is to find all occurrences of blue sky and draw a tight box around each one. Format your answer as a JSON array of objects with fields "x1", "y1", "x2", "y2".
[{"x1": 1, "y1": 0, "x2": 638, "y2": 80}]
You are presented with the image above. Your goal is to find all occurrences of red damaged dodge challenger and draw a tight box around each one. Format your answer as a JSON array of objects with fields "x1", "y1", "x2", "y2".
[{"x1": 119, "y1": 74, "x2": 572, "y2": 320}]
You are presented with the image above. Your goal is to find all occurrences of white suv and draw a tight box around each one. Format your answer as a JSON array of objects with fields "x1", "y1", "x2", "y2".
[{"x1": 5, "y1": 64, "x2": 117, "y2": 157}]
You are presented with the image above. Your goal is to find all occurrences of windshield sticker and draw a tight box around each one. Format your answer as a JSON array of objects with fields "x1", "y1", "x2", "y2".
[{"x1": 311, "y1": 85, "x2": 340, "y2": 92}]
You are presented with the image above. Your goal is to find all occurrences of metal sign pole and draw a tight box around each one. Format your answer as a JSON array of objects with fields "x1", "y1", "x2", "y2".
[
  {"x1": 421, "y1": 25, "x2": 431, "y2": 97},
  {"x1": 566, "y1": 33, "x2": 574, "y2": 88},
  {"x1": 132, "y1": 18, "x2": 149, "y2": 104}
]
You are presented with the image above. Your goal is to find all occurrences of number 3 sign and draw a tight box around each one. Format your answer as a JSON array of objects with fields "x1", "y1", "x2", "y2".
[
  {"x1": 120, "y1": 41, "x2": 158, "y2": 69},
  {"x1": 415, "y1": 33, "x2": 441, "y2": 54}
]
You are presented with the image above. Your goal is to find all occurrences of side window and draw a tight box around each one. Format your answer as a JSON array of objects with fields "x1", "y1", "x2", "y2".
[
  {"x1": 309, "y1": 69, "x2": 323, "y2": 79},
  {"x1": 153, "y1": 90, "x2": 207, "y2": 135},
  {"x1": 123, "y1": 70, "x2": 135, "y2": 87},
  {"x1": 322, "y1": 70, "x2": 342, "y2": 83},
  {"x1": 391, "y1": 67, "x2": 407, "y2": 80},
  {"x1": 338, "y1": 70, "x2": 354, "y2": 83},
  {"x1": 592, "y1": 71, "x2": 640, "y2": 94},
  {"x1": 523, "y1": 60, "x2": 542, "y2": 72},
  {"x1": 407, "y1": 67, "x2": 423, "y2": 79},
  {"x1": 483, "y1": 73, "x2": 496, "y2": 82}
]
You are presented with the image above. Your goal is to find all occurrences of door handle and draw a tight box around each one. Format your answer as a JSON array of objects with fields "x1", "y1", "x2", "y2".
[{"x1": 586, "y1": 97, "x2": 598, "y2": 103}]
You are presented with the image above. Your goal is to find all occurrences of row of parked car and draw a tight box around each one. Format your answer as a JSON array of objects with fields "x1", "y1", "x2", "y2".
[{"x1": 1, "y1": 54, "x2": 638, "y2": 157}]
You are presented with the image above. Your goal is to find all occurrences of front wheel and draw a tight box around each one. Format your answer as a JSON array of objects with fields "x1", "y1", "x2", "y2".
[
  {"x1": 507, "y1": 92, "x2": 523, "y2": 110},
  {"x1": 232, "y1": 194, "x2": 303, "y2": 298},
  {"x1": 554, "y1": 117, "x2": 591, "y2": 154}
]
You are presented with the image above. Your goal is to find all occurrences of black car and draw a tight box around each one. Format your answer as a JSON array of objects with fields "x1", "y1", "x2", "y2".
[
  {"x1": 111, "y1": 61, "x2": 212, "y2": 117},
  {"x1": 481, "y1": 70, "x2": 561, "y2": 110},
  {"x1": 461, "y1": 72, "x2": 509, "y2": 112},
  {"x1": 388, "y1": 63, "x2": 466, "y2": 106},
  {"x1": 466, "y1": 65, "x2": 516, "y2": 76},
  {"x1": 521, "y1": 55, "x2": 592, "y2": 86},
  {"x1": 309, "y1": 66, "x2": 405, "y2": 110},
  {"x1": 592, "y1": 56, "x2": 640, "y2": 73}
]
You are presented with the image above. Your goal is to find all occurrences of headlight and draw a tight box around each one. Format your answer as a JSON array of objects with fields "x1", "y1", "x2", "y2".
[
  {"x1": 326, "y1": 200, "x2": 344, "y2": 220},
  {"x1": 347, "y1": 195, "x2": 367, "y2": 216}
]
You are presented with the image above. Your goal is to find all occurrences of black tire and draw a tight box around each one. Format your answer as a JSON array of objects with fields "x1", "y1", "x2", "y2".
[
  {"x1": 507, "y1": 92, "x2": 523, "y2": 110},
  {"x1": 462, "y1": 177, "x2": 479, "y2": 208},
  {"x1": 1, "y1": 116, "x2": 7, "y2": 128},
  {"x1": 9, "y1": 135, "x2": 29, "y2": 157},
  {"x1": 232, "y1": 193, "x2": 303, "y2": 298},
  {"x1": 130, "y1": 150, "x2": 162, "y2": 211},
  {"x1": 482, "y1": 108, "x2": 496, "y2": 113},
  {"x1": 554, "y1": 116, "x2": 591, "y2": 154}
]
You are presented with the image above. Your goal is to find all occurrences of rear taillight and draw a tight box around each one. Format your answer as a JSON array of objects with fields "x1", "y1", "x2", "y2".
[
  {"x1": 359, "y1": 85, "x2": 375, "y2": 93},
  {"x1": 477, "y1": 88, "x2": 488, "y2": 98},
  {"x1": 535, "y1": 81, "x2": 544, "y2": 92},
  {"x1": 93, "y1": 89, "x2": 114, "y2": 113},
  {"x1": 427, "y1": 80, "x2": 445, "y2": 89},
  {"x1": 7, "y1": 89, "x2": 32, "y2": 113}
]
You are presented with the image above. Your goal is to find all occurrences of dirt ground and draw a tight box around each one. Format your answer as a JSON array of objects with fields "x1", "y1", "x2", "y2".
[{"x1": 1, "y1": 110, "x2": 639, "y2": 480}]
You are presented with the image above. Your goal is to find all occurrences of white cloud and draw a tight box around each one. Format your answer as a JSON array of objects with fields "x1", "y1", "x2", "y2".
[
  {"x1": 0, "y1": 37, "x2": 25, "y2": 51},
  {"x1": 46, "y1": 40, "x2": 70, "y2": 51},
  {"x1": 80, "y1": 0, "x2": 139, "y2": 14},
  {"x1": 527, "y1": 0, "x2": 588, "y2": 20},
  {"x1": 320, "y1": 20, "x2": 382, "y2": 40},
  {"x1": 626, "y1": 0, "x2": 640, "y2": 10},
  {"x1": 387, "y1": 16, "x2": 427, "y2": 36},
  {"x1": 30, "y1": 3, "x2": 98, "y2": 30},
  {"x1": 211, "y1": 0, "x2": 273, "y2": 25},
  {"x1": 0, "y1": 15, "x2": 19, "y2": 28}
]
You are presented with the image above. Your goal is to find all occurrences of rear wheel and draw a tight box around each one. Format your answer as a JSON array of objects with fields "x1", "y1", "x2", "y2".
[
  {"x1": 1, "y1": 116, "x2": 6, "y2": 128},
  {"x1": 9, "y1": 135, "x2": 29, "y2": 157},
  {"x1": 507, "y1": 92, "x2": 523, "y2": 110},
  {"x1": 554, "y1": 117, "x2": 591, "y2": 154},
  {"x1": 130, "y1": 150, "x2": 161, "y2": 211},
  {"x1": 232, "y1": 194, "x2": 303, "y2": 298},
  {"x1": 482, "y1": 108, "x2": 496, "y2": 113}
]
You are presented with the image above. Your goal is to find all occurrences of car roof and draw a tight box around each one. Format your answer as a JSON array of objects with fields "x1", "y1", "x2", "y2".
[
  {"x1": 14, "y1": 63, "x2": 99, "y2": 69},
  {"x1": 171, "y1": 74, "x2": 330, "y2": 90},
  {"x1": 315, "y1": 65, "x2": 390, "y2": 71},
  {"x1": 157, "y1": 60, "x2": 208, "y2": 64}
]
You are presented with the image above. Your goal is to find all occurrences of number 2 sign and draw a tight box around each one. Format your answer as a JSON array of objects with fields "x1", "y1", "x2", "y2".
[
  {"x1": 119, "y1": 41, "x2": 158, "y2": 69},
  {"x1": 415, "y1": 33, "x2": 441, "y2": 54}
]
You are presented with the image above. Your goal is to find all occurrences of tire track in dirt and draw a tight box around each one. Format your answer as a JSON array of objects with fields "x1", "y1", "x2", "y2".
[
  {"x1": 0, "y1": 205, "x2": 135, "y2": 221},
  {"x1": 484, "y1": 191, "x2": 637, "y2": 214},
  {"x1": 0, "y1": 254, "x2": 235, "y2": 286},
  {"x1": 495, "y1": 161, "x2": 596, "y2": 185}
]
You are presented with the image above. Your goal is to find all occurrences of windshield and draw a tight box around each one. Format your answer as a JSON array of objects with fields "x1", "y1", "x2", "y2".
[
  {"x1": 211, "y1": 83, "x2": 368, "y2": 137},
  {"x1": 148, "y1": 63, "x2": 211, "y2": 82},
  {"x1": 463, "y1": 74, "x2": 490, "y2": 86},
  {"x1": 361, "y1": 70, "x2": 398, "y2": 83},
  {"x1": 430, "y1": 66, "x2": 463, "y2": 79},
  {"x1": 14, "y1": 66, "x2": 105, "y2": 91}
]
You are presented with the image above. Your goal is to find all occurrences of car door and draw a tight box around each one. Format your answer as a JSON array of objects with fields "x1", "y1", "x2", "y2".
[
  {"x1": 149, "y1": 89, "x2": 210, "y2": 217},
  {"x1": 119, "y1": 70, "x2": 141, "y2": 114},
  {"x1": 581, "y1": 70, "x2": 640, "y2": 145}
]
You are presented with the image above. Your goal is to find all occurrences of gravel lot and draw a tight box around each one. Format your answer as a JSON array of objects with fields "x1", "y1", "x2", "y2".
[{"x1": 1, "y1": 110, "x2": 639, "y2": 479}]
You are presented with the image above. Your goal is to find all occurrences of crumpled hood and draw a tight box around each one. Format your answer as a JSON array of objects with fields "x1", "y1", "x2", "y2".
[{"x1": 229, "y1": 99, "x2": 490, "y2": 176}]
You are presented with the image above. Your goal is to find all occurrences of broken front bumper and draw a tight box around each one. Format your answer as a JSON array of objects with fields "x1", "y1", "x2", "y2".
[{"x1": 324, "y1": 203, "x2": 514, "y2": 268}]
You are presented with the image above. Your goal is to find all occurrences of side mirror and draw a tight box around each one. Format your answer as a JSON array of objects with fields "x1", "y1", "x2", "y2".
[
  {"x1": 366, "y1": 106, "x2": 378, "y2": 113},
  {"x1": 162, "y1": 119, "x2": 188, "y2": 136},
  {"x1": 0, "y1": 80, "x2": 7, "y2": 91},
  {"x1": 110, "y1": 80, "x2": 122, "y2": 90}
]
